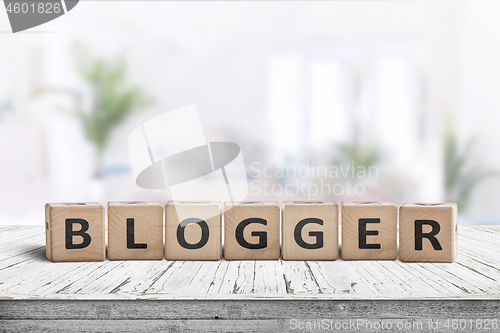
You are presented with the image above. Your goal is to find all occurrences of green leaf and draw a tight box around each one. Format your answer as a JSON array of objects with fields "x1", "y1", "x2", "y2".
[
  {"x1": 69, "y1": 41, "x2": 153, "y2": 174},
  {"x1": 443, "y1": 118, "x2": 498, "y2": 212}
]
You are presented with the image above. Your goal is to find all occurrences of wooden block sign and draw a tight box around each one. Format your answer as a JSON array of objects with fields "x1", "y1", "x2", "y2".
[
  {"x1": 341, "y1": 201, "x2": 397, "y2": 260},
  {"x1": 108, "y1": 201, "x2": 163, "y2": 260},
  {"x1": 399, "y1": 203, "x2": 458, "y2": 262},
  {"x1": 165, "y1": 201, "x2": 222, "y2": 260},
  {"x1": 224, "y1": 202, "x2": 280, "y2": 260},
  {"x1": 45, "y1": 200, "x2": 458, "y2": 263},
  {"x1": 282, "y1": 201, "x2": 338, "y2": 260},
  {"x1": 45, "y1": 202, "x2": 105, "y2": 262}
]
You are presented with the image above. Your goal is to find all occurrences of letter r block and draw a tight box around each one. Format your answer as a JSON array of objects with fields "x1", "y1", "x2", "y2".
[
  {"x1": 165, "y1": 201, "x2": 221, "y2": 260},
  {"x1": 341, "y1": 201, "x2": 397, "y2": 260},
  {"x1": 282, "y1": 201, "x2": 338, "y2": 260},
  {"x1": 399, "y1": 203, "x2": 457, "y2": 262},
  {"x1": 108, "y1": 201, "x2": 163, "y2": 260},
  {"x1": 45, "y1": 202, "x2": 105, "y2": 262},
  {"x1": 224, "y1": 202, "x2": 280, "y2": 260}
]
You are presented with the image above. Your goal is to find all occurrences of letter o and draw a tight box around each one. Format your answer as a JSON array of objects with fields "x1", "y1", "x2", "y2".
[{"x1": 177, "y1": 218, "x2": 210, "y2": 249}]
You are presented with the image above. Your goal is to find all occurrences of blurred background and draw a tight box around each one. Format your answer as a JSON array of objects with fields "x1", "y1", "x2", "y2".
[{"x1": 0, "y1": 1, "x2": 499, "y2": 225}]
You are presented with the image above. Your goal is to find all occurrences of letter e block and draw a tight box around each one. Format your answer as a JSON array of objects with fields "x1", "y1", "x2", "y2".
[
  {"x1": 399, "y1": 203, "x2": 457, "y2": 262},
  {"x1": 108, "y1": 201, "x2": 164, "y2": 260},
  {"x1": 341, "y1": 201, "x2": 397, "y2": 260},
  {"x1": 282, "y1": 201, "x2": 338, "y2": 260},
  {"x1": 224, "y1": 201, "x2": 280, "y2": 260},
  {"x1": 45, "y1": 202, "x2": 105, "y2": 262},
  {"x1": 165, "y1": 201, "x2": 221, "y2": 260}
]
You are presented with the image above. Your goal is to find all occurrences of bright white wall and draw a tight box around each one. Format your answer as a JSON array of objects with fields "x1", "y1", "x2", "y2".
[
  {"x1": 0, "y1": 2, "x2": 499, "y2": 224},
  {"x1": 459, "y1": 1, "x2": 500, "y2": 223}
]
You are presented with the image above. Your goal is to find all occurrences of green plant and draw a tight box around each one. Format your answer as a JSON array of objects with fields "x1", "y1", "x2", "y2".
[
  {"x1": 444, "y1": 122, "x2": 498, "y2": 212},
  {"x1": 73, "y1": 43, "x2": 151, "y2": 176},
  {"x1": 58, "y1": 42, "x2": 152, "y2": 177},
  {"x1": 332, "y1": 142, "x2": 380, "y2": 171}
]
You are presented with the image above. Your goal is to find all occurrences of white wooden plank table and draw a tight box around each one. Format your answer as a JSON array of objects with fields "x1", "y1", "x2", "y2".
[{"x1": 1, "y1": 225, "x2": 500, "y2": 332}]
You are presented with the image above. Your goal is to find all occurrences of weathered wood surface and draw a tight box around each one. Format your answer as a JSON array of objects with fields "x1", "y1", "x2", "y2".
[
  {"x1": 1, "y1": 300, "x2": 500, "y2": 333},
  {"x1": 2, "y1": 299, "x2": 500, "y2": 319},
  {"x1": 0, "y1": 225, "x2": 499, "y2": 300},
  {"x1": 1, "y1": 317, "x2": 499, "y2": 333}
]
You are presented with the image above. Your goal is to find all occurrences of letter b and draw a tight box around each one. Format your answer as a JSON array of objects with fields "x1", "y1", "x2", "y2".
[
  {"x1": 45, "y1": 202, "x2": 105, "y2": 262},
  {"x1": 65, "y1": 218, "x2": 92, "y2": 249}
]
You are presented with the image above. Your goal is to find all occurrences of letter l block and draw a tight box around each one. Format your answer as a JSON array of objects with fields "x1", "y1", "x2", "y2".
[
  {"x1": 108, "y1": 201, "x2": 164, "y2": 260},
  {"x1": 45, "y1": 202, "x2": 105, "y2": 262},
  {"x1": 399, "y1": 203, "x2": 457, "y2": 262}
]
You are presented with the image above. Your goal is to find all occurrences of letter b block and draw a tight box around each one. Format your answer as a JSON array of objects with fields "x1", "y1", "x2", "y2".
[
  {"x1": 399, "y1": 203, "x2": 457, "y2": 262},
  {"x1": 341, "y1": 201, "x2": 397, "y2": 260},
  {"x1": 224, "y1": 202, "x2": 280, "y2": 260},
  {"x1": 282, "y1": 201, "x2": 338, "y2": 260},
  {"x1": 45, "y1": 202, "x2": 105, "y2": 262},
  {"x1": 165, "y1": 201, "x2": 221, "y2": 260},
  {"x1": 108, "y1": 201, "x2": 164, "y2": 260}
]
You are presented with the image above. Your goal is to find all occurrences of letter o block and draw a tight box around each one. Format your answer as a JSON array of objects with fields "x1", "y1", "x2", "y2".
[
  {"x1": 165, "y1": 201, "x2": 221, "y2": 260},
  {"x1": 224, "y1": 202, "x2": 280, "y2": 260},
  {"x1": 341, "y1": 201, "x2": 397, "y2": 260},
  {"x1": 399, "y1": 203, "x2": 457, "y2": 262},
  {"x1": 282, "y1": 201, "x2": 338, "y2": 260},
  {"x1": 45, "y1": 202, "x2": 105, "y2": 262},
  {"x1": 108, "y1": 201, "x2": 164, "y2": 260}
]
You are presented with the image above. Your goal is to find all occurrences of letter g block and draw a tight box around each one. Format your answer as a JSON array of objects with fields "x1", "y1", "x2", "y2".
[
  {"x1": 282, "y1": 201, "x2": 338, "y2": 260},
  {"x1": 224, "y1": 202, "x2": 280, "y2": 260},
  {"x1": 45, "y1": 202, "x2": 105, "y2": 262}
]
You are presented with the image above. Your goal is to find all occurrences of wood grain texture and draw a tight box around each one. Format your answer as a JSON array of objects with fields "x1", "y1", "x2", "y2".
[
  {"x1": 399, "y1": 203, "x2": 458, "y2": 262},
  {"x1": 341, "y1": 201, "x2": 397, "y2": 260},
  {"x1": 282, "y1": 201, "x2": 338, "y2": 261},
  {"x1": 1, "y1": 225, "x2": 500, "y2": 300},
  {"x1": 2, "y1": 300, "x2": 500, "y2": 333},
  {"x1": 2, "y1": 317, "x2": 500, "y2": 333},
  {"x1": 165, "y1": 201, "x2": 221, "y2": 260},
  {"x1": 224, "y1": 202, "x2": 280, "y2": 260},
  {"x1": 45, "y1": 203, "x2": 105, "y2": 262},
  {"x1": 2, "y1": 300, "x2": 500, "y2": 319},
  {"x1": 107, "y1": 201, "x2": 163, "y2": 260}
]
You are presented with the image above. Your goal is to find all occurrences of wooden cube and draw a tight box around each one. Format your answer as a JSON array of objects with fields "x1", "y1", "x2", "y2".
[
  {"x1": 282, "y1": 201, "x2": 338, "y2": 260},
  {"x1": 165, "y1": 201, "x2": 221, "y2": 260},
  {"x1": 341, "y1": 201, "x2": 397, "y2": 260},
  {"x1": 399, "y1": 203, "x2": 457, "y2": 262},
  {"x1": 224, "y1": 201, "x2": 280, "y2": 260},
  {"x1": 108, "y1": 201, "x2": 163, "y2": 260},
  {"x1": 45, "y1": 202, "x2": 105, "y2": 262}
]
